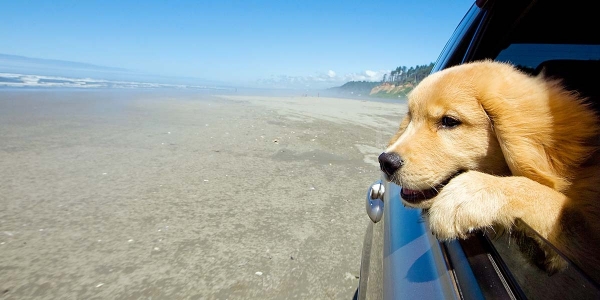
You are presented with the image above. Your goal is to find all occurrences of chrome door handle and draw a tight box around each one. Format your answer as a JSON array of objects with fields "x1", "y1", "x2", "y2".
[{"x1": 366, "y1": 180, "x2": 385, "y2": 223}]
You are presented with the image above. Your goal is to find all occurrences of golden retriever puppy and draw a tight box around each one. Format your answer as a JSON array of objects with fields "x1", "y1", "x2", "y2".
[{"x1": 379, "y1": 60, "x2": 600, "y2": 280}]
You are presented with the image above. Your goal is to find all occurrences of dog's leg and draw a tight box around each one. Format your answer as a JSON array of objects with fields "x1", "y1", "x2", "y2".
[
  {"x1": 428, "y1": 170, "x2": 567, "y2": 239},
  {"x1": 427, "y1": 170, "x2": 571, "y2": 272}
]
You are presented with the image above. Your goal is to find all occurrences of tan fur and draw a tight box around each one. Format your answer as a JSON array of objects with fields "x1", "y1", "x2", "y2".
[{"x1": 384, "y1": 60, "x2": 600, "y2": 280}]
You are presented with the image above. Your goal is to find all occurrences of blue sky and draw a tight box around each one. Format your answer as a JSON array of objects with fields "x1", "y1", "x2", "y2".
[{"x1": 1, "y1": 0, "x2": 474, "y2": 88}]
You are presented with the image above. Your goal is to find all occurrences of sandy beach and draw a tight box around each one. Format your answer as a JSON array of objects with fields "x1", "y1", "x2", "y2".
[{"x1": 0, "y1": 90, "x2": 406, "y2": 299}]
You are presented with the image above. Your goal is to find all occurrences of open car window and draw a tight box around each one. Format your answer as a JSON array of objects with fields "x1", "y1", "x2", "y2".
[{"x1": 474, "y1": 0, "x2": 600, "y2": 298}]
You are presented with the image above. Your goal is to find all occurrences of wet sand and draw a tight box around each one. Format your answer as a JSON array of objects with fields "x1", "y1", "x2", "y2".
[{"x1": 0, "y1": 90, "x2": 406, "y2": 299}]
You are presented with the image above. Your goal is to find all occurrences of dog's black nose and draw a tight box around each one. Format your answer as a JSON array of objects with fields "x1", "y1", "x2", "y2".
[{"x1": 378, "y1": 152, "x2": 404, "y2": 176}]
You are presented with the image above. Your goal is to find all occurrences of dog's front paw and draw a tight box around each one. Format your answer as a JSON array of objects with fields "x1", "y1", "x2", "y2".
[{"x1": 428, "y1": 171, "x2": 513, "y2": 240}]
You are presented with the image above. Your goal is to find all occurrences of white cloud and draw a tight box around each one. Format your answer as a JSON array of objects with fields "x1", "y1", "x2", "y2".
[
  {"x1": 327, "y1": 70, "x2": 336, "y2": 78},
  {"x1": 340, "y1": 70, "x2": 388, "y2": 82}
]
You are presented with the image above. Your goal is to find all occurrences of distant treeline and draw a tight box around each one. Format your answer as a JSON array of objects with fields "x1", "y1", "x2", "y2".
[
  {"x1": 383, "y1": 63, "x2": 434, "y2": 85},
  {"x1": 331, "y1": 62, "x2": 436, "y2": 98}
]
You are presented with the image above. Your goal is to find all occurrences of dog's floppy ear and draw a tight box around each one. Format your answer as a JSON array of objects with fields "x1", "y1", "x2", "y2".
[{"x1": 478, "y1": 77, "x2": 598, "y2": 192}]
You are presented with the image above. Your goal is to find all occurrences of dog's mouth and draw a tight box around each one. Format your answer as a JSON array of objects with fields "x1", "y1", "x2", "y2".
[{"x1": 401, "y1": 171, "x2": 464, "y2": 204}]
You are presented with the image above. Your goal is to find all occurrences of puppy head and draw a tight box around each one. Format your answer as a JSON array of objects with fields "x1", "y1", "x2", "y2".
[{"x1": 381, "y1": 62, "x2": 510, "y2": 207}]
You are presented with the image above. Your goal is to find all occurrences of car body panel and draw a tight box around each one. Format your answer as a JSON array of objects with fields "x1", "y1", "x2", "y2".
[{"x1": 382, "y1": 182, "x2": 462, "y2": 299}]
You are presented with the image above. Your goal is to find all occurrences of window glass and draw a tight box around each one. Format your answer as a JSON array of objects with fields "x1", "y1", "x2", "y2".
[
  {"x1": 490, "y1": 40, "x2": 600, "y2": 300},
  {"x1": 496, "y1": 44, "x2": 600, "y2": 71}
]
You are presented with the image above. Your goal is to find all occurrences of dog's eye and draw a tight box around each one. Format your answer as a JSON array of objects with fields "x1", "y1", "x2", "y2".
[{"x1": 441, "y1": 116, "x2": 461, "y2": 128}]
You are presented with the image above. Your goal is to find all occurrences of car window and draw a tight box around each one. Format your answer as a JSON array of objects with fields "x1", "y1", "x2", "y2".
[
  {"x1": 496, "y1": 44, "x2": 600, "y2": 71},
  {"x1": 479, "y1": 1, "x2": 600, "y2": 298}
]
